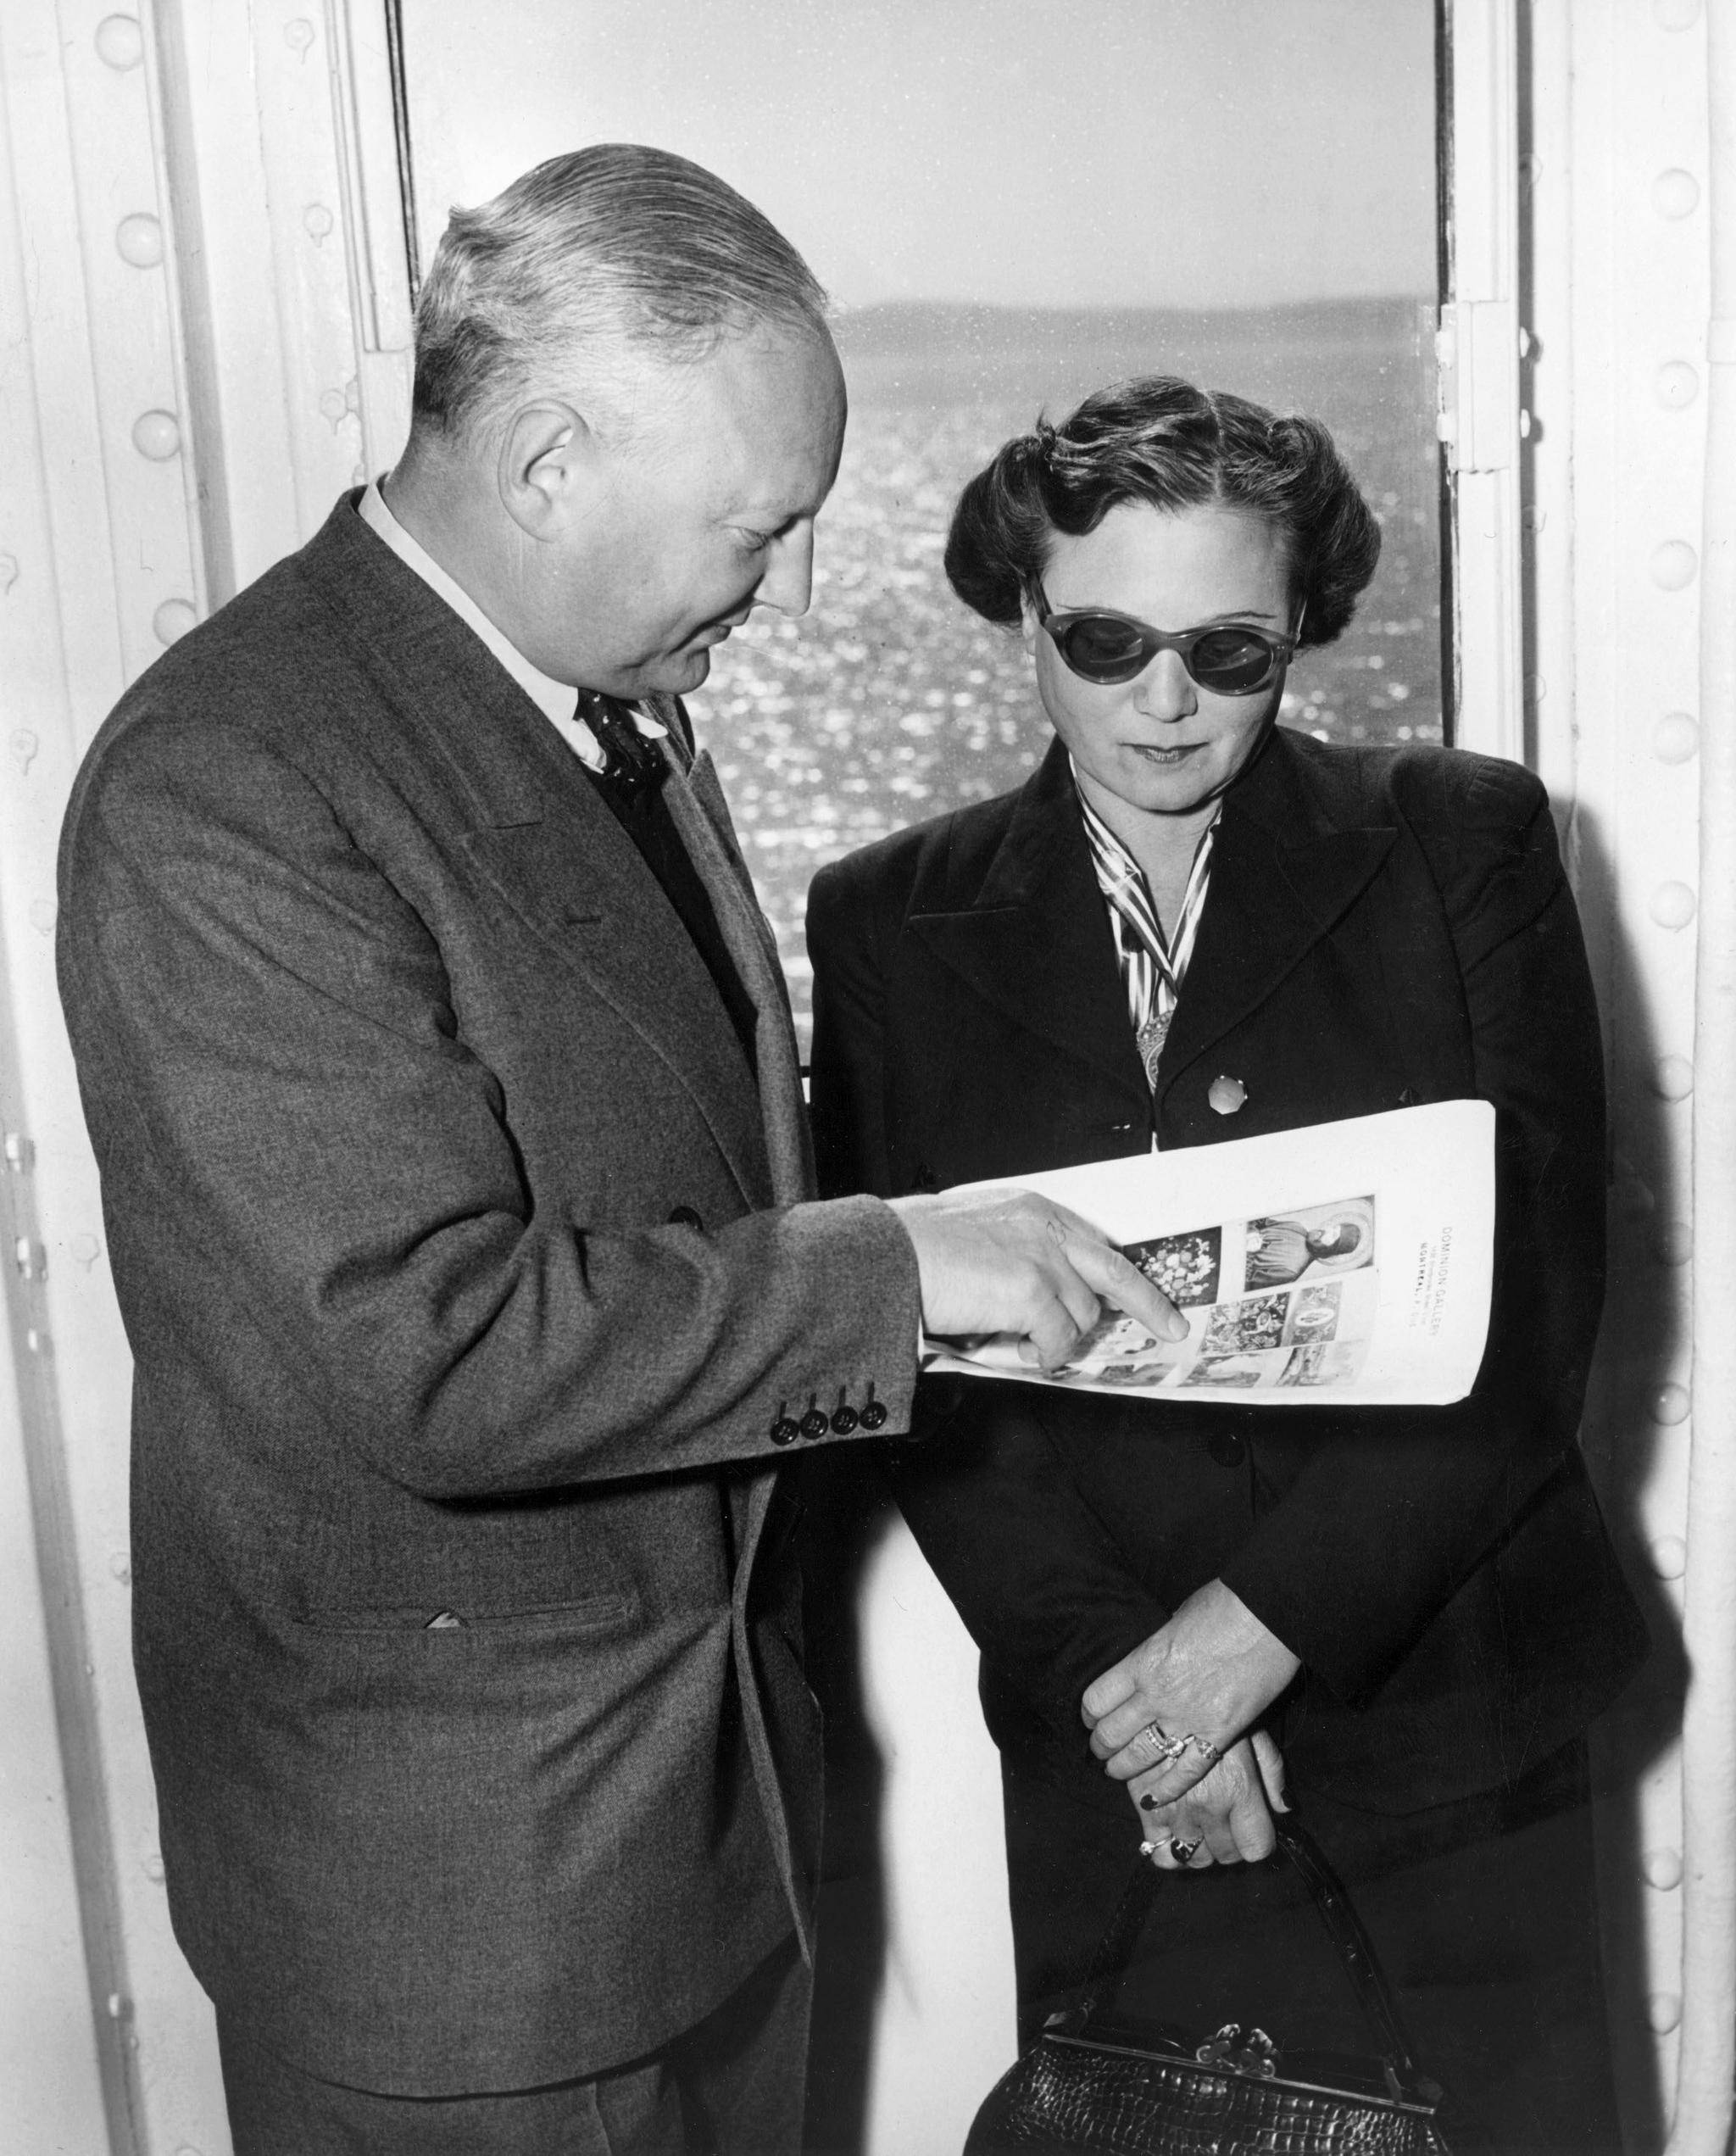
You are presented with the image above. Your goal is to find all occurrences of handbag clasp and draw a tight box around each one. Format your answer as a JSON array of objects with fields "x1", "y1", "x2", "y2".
[{"x1": 1196, "y1": 2024, "x2": 1280, "y2": 2078}]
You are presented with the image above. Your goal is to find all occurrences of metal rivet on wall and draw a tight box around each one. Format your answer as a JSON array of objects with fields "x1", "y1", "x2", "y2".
[
  {"x1": 1656, "y1": 361, "x2": 1700, "y2": 409},
  {"x1": 1654, "y1": 1055, "x2": 1695, "y2": 1100},
  {"x1": 1651, "y1": 540, "x2": 1700, "y2": 590},
  {"x1": 143, "y1": 1852, "x2": 164, "y2": 1882},
  {"x1": 1653, "y1": 1382, "x2": 1692, "y2": 1424},
  {"x1": 28, "y1": 899, "x2": 56, "y2": 936},
  {"x1": 1644, "y1": 1848, "x2": 1685, "y2": 1891},
  {"x1": 153, "y1": 599, "x2": 197, "y2": 646},
  {"x1": 11, "y1": 728, "x2": 37, "y2": 776},
  {"x1": 70, "y1": 1233, "x2": 102, "y2": 1270},
  {"x1": 284, "y1": 17, "x2": 315, "y2": 56},
  {"x1": 131, "y1": 409, "x2": 181, "y2": 460},
  {"x1": 303, "y1": 203, "x2": 335, "y2": 246},
  {"x1": 114, "y1": 212, "x2": 163, "y2": 267},
  {"x1": 1650, "y1": 881, "x2": 1698, "y2": 929},
  {"x1": 1648, "y1": 1993, "x2": 1684, "y2": 2036},
  {"x1": 1652, "y1": 170, "x2": 1702, "y2": 220},
  {"x1": 108, "y1": 1551, "x2": 131, "y2": 1585},
  {"x1": 0, "y1": 554, "x2": 17, "y2": 593},
  {"x1": 1652, "y1": 1219, "x2": 1694, "y2": 1267},
  {"x1": 94, "y1": 14, "x2": 144, "y2": 68},
  {"x1": 1655, "y1": 711, "x2": 1701, "y2": 763},
  {"x1": 1651, "y1": 1535, "x2": 1689, "y2": 1579},
  {"x1": 1616, "y1": 1172, "x2": 1656, "y2": 1218}
]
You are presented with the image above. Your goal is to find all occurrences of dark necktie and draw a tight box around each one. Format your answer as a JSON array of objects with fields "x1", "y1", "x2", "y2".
[{"x1": 576, "y1": 690, "x2": 665, "y2": 799}]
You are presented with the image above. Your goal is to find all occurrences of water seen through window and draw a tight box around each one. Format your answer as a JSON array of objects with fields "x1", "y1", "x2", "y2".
[{"x1": 398, "y1": 0, "x2": 1443, "y2": 1040}]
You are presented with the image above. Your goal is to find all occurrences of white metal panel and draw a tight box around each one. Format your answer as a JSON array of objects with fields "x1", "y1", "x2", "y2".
[
  {"x1": 1538, "y1": 0, "x2": 1713, "y2": 2143},
  {"x1": 1443, "y1": 0, "x2": 1525, "y2": 761},
  {"x1": 1672, "y1": 5, "x2": 1736, "y2": 2149},
  {"x1": 853, "y1": 1514, "x2": 1018, "y2": 2156},
  {"x1": 0, "y1": 3, "x2": 414, "y2": 2148},
  {"x1": 158, "y1": 0, "x2": 413, "y2": 598}
]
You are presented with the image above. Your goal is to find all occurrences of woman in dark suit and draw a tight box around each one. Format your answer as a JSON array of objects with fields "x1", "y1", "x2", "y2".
[{"x1": 806, "y1": 379, "x2": 1648, "y2": 2150}]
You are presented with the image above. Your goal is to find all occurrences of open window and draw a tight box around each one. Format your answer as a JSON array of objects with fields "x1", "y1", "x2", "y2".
[{"x1": 389, "y1": 0, "x2": 1453, "y2": 1033}]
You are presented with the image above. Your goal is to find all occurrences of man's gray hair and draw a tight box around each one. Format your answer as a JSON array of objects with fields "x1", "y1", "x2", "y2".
[{"x1": 411, "y1": 144, "x2": 830, "y2": 438}]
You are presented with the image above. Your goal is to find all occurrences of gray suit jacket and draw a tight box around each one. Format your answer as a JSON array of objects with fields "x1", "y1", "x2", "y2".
[{"x1": 57, "y1": 492, "x2": 920, "y2": 2095}]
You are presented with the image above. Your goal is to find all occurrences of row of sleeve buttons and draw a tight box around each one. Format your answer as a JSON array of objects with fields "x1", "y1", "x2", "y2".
[
  {"x1": 665, "y1": 1209, "x2": 890, "y2": 1448},
  {"x1": 770, "y1": 1390, "x2": 888, "y2": 1446}
]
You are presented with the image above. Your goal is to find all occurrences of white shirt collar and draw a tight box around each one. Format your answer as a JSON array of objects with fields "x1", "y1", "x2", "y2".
[{"x1": 356, "y1": 480, "x2": 665, "y2": 772}]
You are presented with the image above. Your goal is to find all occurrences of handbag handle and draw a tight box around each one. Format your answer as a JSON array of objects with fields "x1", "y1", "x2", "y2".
[{"x1": 1069, "y1": 1815, "x2": 1436, "y2": 2099}]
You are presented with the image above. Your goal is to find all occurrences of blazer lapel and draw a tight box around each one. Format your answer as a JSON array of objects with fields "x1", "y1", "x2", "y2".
[
  {"x1": 658, "y1": 730, "x2": 815, "y2": 1209},
  {"x1": 295, "y1": 499, "x2": 774, "y2": 1210},
  {"x1": 907, "y1": 743, "x2": 1150, "y2": 1103},
  {"x1": 462, "y1": 809, "x2": 776, "y2": 1210},
  {"x1": 1156, "y1": 728, "x2": 1396, "y2": 1097}
]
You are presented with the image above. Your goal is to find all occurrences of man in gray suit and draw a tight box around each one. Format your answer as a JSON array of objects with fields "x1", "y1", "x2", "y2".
[{"x1": 57, "y1": 147, "x2": 1172, "y2": 2153}]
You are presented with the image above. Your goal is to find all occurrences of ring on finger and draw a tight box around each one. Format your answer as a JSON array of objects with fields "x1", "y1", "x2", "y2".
[
  {"x1": 1168, "y1": 1836, "x2": 1202, "y2": 1865},
  {"x1": 1147, "y1": 1733, "x2": 1225, "y2": 1768},
  {"x1": 1134, "y1": 1720, "x2": 1190, "y2": 1765}
]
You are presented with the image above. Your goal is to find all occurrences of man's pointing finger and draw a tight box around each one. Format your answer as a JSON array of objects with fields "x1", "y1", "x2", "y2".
[{"x1": 1047, "y1": 1215, "x2": 1188, "y2": 1343}]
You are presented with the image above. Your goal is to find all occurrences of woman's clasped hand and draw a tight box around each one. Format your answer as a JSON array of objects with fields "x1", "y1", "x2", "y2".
[{"x1": 1080, "y1": 1579, "x2": 1300, "y2": 1869}]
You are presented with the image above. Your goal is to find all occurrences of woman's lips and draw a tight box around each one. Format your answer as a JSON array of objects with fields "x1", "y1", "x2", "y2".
[{"x1": 1127, "y1": 741, "x2": 1203, "y2": 765}]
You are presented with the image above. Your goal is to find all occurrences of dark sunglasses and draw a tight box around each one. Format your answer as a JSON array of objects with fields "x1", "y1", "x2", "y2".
[{"x1": 1034, "y1": 579, "x2": 1300, "y2": 694}]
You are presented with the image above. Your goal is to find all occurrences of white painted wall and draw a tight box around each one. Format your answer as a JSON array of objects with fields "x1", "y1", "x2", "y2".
[{"x1": 0, "y1": 5, "x2": 1727, "y2": 2152}]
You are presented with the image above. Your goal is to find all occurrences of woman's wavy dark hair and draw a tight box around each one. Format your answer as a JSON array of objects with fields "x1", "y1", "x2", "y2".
[{"x1": 944, "y1": 376, "x2": 1381, "y2": 649}]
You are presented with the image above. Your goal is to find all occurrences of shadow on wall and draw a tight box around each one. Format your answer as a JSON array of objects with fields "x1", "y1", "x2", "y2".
[
  {"x1": 1570, "y1": 799, "x2": 1691, "y2": 2156},
  {"x1": 798, "y1": 1447, "x2": 893, "y2": 2156}
]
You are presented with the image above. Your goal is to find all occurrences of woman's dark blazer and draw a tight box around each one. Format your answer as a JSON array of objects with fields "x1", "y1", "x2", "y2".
[{"x1": 806, "y1": 725, "x2": 1647, "y2": 1826}]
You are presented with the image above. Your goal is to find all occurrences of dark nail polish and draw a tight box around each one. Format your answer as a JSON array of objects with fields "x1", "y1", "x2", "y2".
[{"x1": 1139, "y1": 1793, "x2": 1157, "y2": 1811}]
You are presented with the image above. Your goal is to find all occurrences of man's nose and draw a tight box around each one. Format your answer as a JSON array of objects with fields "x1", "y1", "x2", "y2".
[
  {"x1": 1132, "y1": 650, "x2": 1198, "y2": 723},
  {"x1": 754, "y1": 523, "x2": 816, "y2": 618}
]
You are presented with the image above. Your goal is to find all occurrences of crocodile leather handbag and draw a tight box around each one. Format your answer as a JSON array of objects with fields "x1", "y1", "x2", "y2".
[{"x1": 965, "y1": 1819, "x2": 1453, "y2": 2156}]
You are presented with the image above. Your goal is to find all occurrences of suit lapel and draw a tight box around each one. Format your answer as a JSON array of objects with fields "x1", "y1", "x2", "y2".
[
  {"x1": 1155, "y1": 728, "x2": 1397, "y2": 1096},
  {"x1": 907, "y1": 744, "x2": 1150, "y2": 1103},
  {"x1": 295, "y1": 498, "x2": 774, "y2": 1210},
  {"x1": 461, "y1": 808, "x2": 774, "y2": 1211},
  {"x1": 658, "y1": 732, "x2": 815, "y2": 1209}
]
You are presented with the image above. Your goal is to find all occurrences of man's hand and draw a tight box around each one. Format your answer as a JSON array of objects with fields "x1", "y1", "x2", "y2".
[
  {"x1": 889, "y1": 1189, "x2": 1186, "y2": 1370},
  {"x1": 1132, "y1": 1731, "x2": 1288, "y2": 1871},
  {"x1": 1081, "y1": 1579, "x2": 1302, "y2": 1803}
]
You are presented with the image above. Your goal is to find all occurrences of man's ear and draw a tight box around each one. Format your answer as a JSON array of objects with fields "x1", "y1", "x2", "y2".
[{"x1": 498, "y1": 402, "x2": 594, "y2": 538}]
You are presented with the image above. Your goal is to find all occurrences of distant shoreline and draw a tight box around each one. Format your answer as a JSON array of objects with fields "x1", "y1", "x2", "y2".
[
  {"x1": 828, "y1": 294, "x2": 1437, "y2": 415},
  {"x1": 832, "y1": 292, "x2": 1433, "y2": 348}
]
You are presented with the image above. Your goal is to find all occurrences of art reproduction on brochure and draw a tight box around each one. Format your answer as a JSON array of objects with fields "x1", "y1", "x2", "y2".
[{"x1": 925, "y1": 1100, "x2": 1494, "y2": 1407}]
